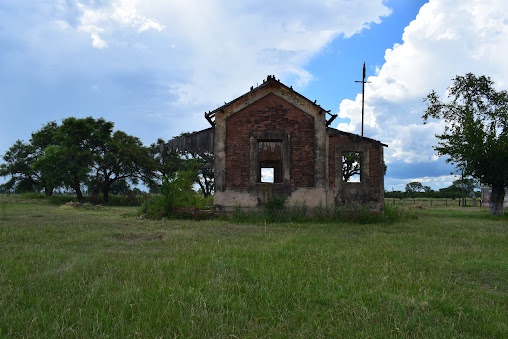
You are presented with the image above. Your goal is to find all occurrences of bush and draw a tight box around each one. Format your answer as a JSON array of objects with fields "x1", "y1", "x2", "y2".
[
  {"x1": 19, "y1": 192, "x2": 46, "y2": 200},
  {"x1": 139, "y1": 171, "x2": 212, "y2": 219},
  {"x1": 87, "y1": 193, "x2": 144, "y2": 206},
  {"x1": 48, "y1": 195, "x2": 77, "y2": 205}
]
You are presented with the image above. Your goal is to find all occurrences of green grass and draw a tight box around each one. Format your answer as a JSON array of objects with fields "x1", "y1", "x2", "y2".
[{"x1": 0, "y1": 195, "x2": 507, "y2": 337}]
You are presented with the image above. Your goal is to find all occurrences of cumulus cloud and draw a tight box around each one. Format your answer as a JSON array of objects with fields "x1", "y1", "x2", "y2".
[
  {"x1": 55, "y1": 0, "x2": 390, "y2": 107},
  {"x1": 337, "y1": 0, "x2": 508, "y2": 170},
  {"x1": 61, "y1": 0, "x2": 166, "y2": 49}
]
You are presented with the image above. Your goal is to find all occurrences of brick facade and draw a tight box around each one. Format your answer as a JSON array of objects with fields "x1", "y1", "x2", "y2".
[
  {"x1": 225, "y1": 93, "x2": 315, "y2": 188},
  {"x1": 328, "y1": 135, "x2": 383, "y2": 189},
  {"x1": 169, "y1": 75, "x2": 386, "y2": 211}
]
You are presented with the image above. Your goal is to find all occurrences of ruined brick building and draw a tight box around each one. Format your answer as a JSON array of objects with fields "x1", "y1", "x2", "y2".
[{"x1": 168, "y1": 75, "x2": 387, "y2": 211}]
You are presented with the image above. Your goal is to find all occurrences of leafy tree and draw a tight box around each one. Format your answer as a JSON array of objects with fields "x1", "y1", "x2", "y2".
[
  {"x1": 147, "y1": 139, "x2": 185, "y2": 192},
  {"x1": 342, "y1": 152, "x2": 361, "y2": 182},
  {"x1": 36, "y1": 117, "x2": 113, "y2": 202},
  {"x1": 423, "y1": 73, "x2": 508, "y2": 215},
  {"x1": 92, "y1": 130, "x2": 154, "y2": 204},
  {"x1": 1, "y1": 122, "x2": 59, "y2": 195},
  {"x1": 422, "y1": 185, "x2": 432, "y2": 193},
  {"x1": 184, "y1": 152, "x2": 214, "y2": 198},
  {"x1": 440, "y1": 178, "x2": 479, "y2": 193},
  {"x1": 405, "y1": 181, "x2": 424, "y2": 193},
  {"x1": 1, "y1": 117, "x2": 154, "y2": 204},
  {"x1": 109, "y1": 179, "x2": 131, "y2": 195},
  {"x1": 0, "y1": 140, "x2": 39, "y2": 193}
]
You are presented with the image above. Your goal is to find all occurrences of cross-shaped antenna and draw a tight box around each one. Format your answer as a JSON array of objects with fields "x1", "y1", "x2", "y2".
[{"x1": 355, "y1": 62, "x2": 370, "y2": 137}]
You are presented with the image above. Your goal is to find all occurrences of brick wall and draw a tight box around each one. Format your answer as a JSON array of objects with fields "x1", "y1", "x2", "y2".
[
  {"x1": 225, "y1": 93, "x2": 315, "y2": 187},
  {"x1": 328, "y1": 135, "x2": 382, "y2": 189},
  {"x1": 368, "y1": 144, "x2": 381, "y2": 189}
]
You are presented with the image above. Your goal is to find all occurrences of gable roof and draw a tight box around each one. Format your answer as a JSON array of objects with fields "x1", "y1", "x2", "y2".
[
  {"x1": 327, "y1": 127, "x2": 388, "y2": 147},
  {"x1": 205, "y1": 75, "x2": 336, "y2": 126}
]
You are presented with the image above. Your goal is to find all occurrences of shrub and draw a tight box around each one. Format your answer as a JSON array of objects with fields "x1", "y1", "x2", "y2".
[
  {"x1": 19, "y1": 192, "x2": 46, "y2": 200},
  {"x1": 139, "y1": 171, "x2": 212, "y2": 219}
]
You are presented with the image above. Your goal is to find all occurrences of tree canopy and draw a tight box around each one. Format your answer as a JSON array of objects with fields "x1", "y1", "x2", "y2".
[
  {"x1": 423, "y1": 73, "x2": 508, "y2": 215},
  {"x1": 1, "y1": 118, "x2": 216, "y2": 204},
  {"x1": 1, "y1": 117, "x2": 155, "y2": 203},
  {"x1": 405, "y1": 181, "x2": 431, "y2": 194}
]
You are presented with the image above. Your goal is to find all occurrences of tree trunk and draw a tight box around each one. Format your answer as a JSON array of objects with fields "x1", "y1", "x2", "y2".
[
  {"x1": 73, "y1": 179, "x2": 84, "y2": 202},
  {"x1": 490, "y1": 183, "x2": 505, "y2": 216},
  {"x1": 44, "y1": 186, "x2": 53, "y2": 197},
  {"x1": 75, "y1": 187, "x2": 84, "y2": 202},
  {"x1": 103, "y1": 180, "x2": 110, "y2": 205}
]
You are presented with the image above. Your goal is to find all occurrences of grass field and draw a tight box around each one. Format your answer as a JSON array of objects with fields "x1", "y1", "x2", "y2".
[{"x1": 1, "y1": 196, "x2": 507, "y2": 337}]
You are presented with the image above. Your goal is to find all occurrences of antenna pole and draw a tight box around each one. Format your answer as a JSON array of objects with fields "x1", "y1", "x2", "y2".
[{"x1": 355, "y1": 62, "x2": 369, "y2": 137}]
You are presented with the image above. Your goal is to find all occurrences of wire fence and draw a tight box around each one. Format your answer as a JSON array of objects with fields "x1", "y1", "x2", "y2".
[{"x1": 386, "y1": 197, "x2": 484, "y2": 208}]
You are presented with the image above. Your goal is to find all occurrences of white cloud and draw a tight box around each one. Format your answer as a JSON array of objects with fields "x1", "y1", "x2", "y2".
[
  {"x1": 91, "y1": 32, "x2": 108, "y2": 48},
  {"x1": 57, "y1": 0, "x2": 391, "y2": 105},
  {"x1": 337, "y1": 0, "x2": 508, "y2": 167},
  {"x1": 68, "y1": 0, "x2": 166, "y2": 49}
]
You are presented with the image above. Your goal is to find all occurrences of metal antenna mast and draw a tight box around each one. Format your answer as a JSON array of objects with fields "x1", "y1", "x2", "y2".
[{"x1": 355, "y1": 62, "x2": 370, "y2": 137}]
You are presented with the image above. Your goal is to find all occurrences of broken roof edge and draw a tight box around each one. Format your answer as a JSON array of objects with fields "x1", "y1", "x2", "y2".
[
  {"x1": 209, "y1": 75, "x2": 332, "y2": 117},
  {"x1": 326, "y1": 127, "x2": 388, "y2": 147},
  {"x1": 166, "y1": 127, "x2": 215, "y2": 153}
]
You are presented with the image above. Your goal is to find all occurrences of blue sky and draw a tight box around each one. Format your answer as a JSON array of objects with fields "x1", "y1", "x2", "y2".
[{"x1": 1, "y1": 0, "x2": 507, "y2": 191}]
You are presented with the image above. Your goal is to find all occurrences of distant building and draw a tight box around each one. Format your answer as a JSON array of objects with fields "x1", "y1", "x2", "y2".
[
  {"x1": 481, "y1": 185, "x2": 508, "y2": 208},
  {"x1": 168, "y1": 75, "x2": 387, "y2": 212}
]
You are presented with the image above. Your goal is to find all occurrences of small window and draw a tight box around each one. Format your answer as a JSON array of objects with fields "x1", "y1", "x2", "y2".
[
  {"x1": 342, "y1": 152, "x2": 361, "y2": 183},
  {"x1": 258, "y1": 141, "x2": 282, "y2": 183},
  {"x1": 260, "y1": 168, "x2": 275, "y2": 183}
]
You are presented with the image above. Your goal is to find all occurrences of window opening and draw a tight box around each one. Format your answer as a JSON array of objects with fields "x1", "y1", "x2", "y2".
[
  {"x1": 258, "y1": 141, "x2": 282, "y2": 183},
  {"x1": 261, "y1": 168, "x2": 275, "y2": 183},
  {"x1": 342, "y1": 152, "x2": 361, "y2": 182}
]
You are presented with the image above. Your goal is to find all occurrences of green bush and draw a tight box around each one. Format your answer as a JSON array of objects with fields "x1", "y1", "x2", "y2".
[
  {"x1": 48, "y1": 195, "x2": 77, "y2": 205},
  {"x1": 139, "y1": 171, "x2": 212, "y2": 219},
  {"x1": 19, "y1": 192, "x2": 46, "y2": 200},
  {"x1": 87, "y1": 193, "x2": 144, "y2": 206}
]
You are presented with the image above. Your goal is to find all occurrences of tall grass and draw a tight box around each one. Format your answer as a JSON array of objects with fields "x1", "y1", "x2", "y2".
[
  {"x1": 1, "y1": 196, "x2": 506, "y2": 337},
  {"x1": 230, "y1": 198, "x2": 417, "y2": 224}
]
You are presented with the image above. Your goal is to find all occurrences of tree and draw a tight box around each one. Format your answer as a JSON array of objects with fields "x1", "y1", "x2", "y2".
[
  {"x1": 1, "y1": 117, "x2": 153, "y2": 204},
  {"x1": 440, "y1": 178, "x2": 479, "y2": 193},
  {"x1": 146, "y1": 139, "x2": 185, "y2": 193},
  {"x1": 423, "y1": 185, "x2": 432, "y2": 193},
  {"x1": 185, "y1": 152, "x2": 214, "y2": 198},
  {"x1": 1, "y1": 122, "x2": 59, "y2": 195},
  {"x1": 0, "y1": 140, "x2": 38, "y2": 193},
  {"x1": 405, "y1": 181, "x2": 424, "y2": 193},
  {"x1": 35, "y1": 117, "x2": 113, "y2": 202},
  {"x1": 342, "y1": 152, "x2": 361, "y2": 182},
  {"x1": 92, "y1": 130, "x2": 154, "y2": 204},
  {"x1": 423, "y1": 73, "x2": 508, "y2": 215}
]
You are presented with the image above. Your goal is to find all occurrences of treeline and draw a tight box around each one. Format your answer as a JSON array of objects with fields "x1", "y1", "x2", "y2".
[
  {"x1": 0, "y1": 117, "x2": 212, "y2": 204},
  {"x1": 387, "y1": 179, "x2": 481, "y2": 199},
  {"x1": 385, "y1": 190, "x2": 480, "y2": 200}
]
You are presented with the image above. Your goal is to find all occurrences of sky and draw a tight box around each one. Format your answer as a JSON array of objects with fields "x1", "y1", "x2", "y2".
[{"x1": 1, "y1": 0, "x2": 507, "y2": 191}]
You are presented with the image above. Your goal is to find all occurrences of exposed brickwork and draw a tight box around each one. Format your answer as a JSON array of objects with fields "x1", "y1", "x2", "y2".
[
  {"x1": 369, "y1": 145, "x2": 381, "y2": 189},
  {"x1": 226, "y1": 93, "x2": 315, "y2": 187},
  {"x1": 328, "y1": 135, "x2": 383, "y2": 188}
]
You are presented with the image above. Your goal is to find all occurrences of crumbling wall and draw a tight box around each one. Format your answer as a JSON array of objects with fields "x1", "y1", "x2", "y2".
[
  {"x1": 225, "y1": 93, "x2": 315, "y2": 188},
  {"x1": 328, "y1": 132, "x2": 384, "y2": 211}
]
